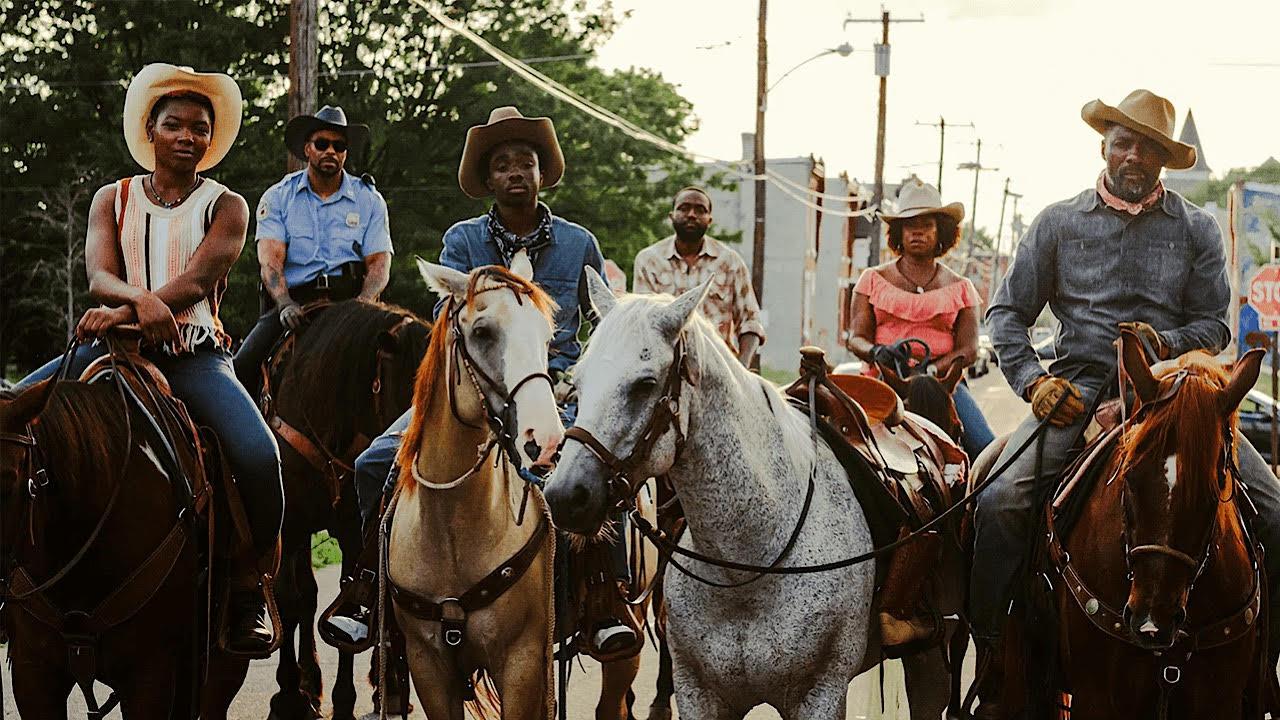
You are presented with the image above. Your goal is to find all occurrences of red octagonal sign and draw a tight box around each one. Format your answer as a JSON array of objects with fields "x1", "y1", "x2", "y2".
[{"x1": 1249, "y1": 263, "x2": 1280, "y2": 330}]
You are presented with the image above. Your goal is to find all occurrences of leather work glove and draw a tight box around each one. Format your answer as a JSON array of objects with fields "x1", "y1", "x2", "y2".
[
  {"x1": 279, "y1": 301, "x2": 306, "y2": 330},
  {"x1": 1028, "y1": 375, "x2": 1086, "y2": 427},
  {"x1": 1118, "y1": 321, "x2": 1169, "y2": 361}
]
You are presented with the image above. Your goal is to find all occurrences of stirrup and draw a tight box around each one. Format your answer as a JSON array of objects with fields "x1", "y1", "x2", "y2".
[{"x1": 319, "y1": 569, "x2": 378, "y2": 653}]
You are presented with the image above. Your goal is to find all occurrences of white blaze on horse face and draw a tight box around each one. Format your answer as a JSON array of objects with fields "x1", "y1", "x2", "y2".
[
  {"x1": 486, "y1": 289, "x2": 563, "y2": 469},
  {"x1": 1164, "y1": 454, "x2": 1178, "y2": 494}
]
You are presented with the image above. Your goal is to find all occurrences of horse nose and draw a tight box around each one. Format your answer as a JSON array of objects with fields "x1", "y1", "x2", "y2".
[{"x1": 543, "y1": 477, "x2": 594, "y2": 532}]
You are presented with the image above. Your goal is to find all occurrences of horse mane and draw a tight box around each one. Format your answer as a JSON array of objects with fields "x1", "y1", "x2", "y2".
[
  {"x1": 395, "y1": 266, "x2": 556, "y2": 491},
  {"x1": 279, "y1": 300, "x2": 430, "y2": 443},
  {"x1": 1116, "y1": 352, "x2": 1234, "y2": 508},
  {"x1": 903, "y1": 375, "x2": 958, "y2": 437},
  {"x1": 20, "y1": 382, "x2": 132, "y2": 497}
]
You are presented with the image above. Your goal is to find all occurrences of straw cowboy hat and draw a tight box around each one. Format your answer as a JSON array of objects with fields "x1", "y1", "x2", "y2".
[
  {"x1": 1081, "y1": 89, "x2": 1196, "y2": 170},
  {"x1": 458, "y1": 106, "x2": 565, "y2": 199},
  {"x1": 880, "y1": 177, "x2": 965, "y2": 223},
  {"x1": 123, "y1": 63, "x2": 242, "y2": 172},
  {"x1": 284, "y1": 105, "x2": 369, "y2": 161}
]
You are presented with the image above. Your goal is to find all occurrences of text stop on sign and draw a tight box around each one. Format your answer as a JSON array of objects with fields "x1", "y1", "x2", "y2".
[{"x1": 1249, "y1": 264, "x2": 1280, "y2": 329}]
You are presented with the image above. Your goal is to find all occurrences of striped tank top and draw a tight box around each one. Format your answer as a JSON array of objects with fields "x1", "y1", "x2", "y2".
[{"x1": 113, "y1": 175, "x2": 232, "y2": 354}]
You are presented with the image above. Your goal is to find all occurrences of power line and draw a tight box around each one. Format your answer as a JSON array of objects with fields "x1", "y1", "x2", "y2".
[{"x1": 413, "y1": 0, "x2": 874, "y2": 218}]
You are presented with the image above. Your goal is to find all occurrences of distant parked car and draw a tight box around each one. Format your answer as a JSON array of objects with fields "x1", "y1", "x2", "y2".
[{"x1": 1033, "y1": 335, "x2": 1056, "y2": 360}]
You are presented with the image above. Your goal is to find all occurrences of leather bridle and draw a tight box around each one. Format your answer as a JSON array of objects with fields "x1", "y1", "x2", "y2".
[
  {"x1": 563, "y1": 335, "x2": 690, "y2": 507},
  {"x1": 445, "y1": 270, "x2": 557, "y2": 473}
]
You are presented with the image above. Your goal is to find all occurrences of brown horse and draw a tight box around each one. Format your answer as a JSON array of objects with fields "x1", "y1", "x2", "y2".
[
  {"x1": 0, "y1": 369, "x2": 249, "y2": 719},
  {"x1": 261, "y1": 299, "x2": 430, "y2": 720},
  {"x1": 1049, "y1": 334, "x2": 1270, "y2": 718}
]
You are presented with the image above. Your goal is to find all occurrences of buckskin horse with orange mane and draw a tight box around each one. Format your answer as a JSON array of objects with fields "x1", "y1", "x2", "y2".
[
  {"x1": 0, "y1": 338, "x2": 254, "y2": 719},
  {"x1": 984, "y1": 330, "x2": 1277, "y2": 718},
  {"x1": 257, "y1": 299, "x2": 429, "y2": 720},
  {"x1": 384, "y1": 257, "x2": 655, "y2": 720}
]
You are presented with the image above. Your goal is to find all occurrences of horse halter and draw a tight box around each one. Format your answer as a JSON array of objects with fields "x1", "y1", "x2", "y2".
[
  {"x1": 563, "y1": 335, "x2": 690, "y2": 508},
  {"x1": 1117, "y1": 370, "x2": 1233, "y2": 593},
  {"x1": 446, "y1": 272, "x2": 555, "y2": 470}
]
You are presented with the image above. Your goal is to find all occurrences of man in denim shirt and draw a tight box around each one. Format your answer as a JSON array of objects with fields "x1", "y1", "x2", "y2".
[
  {"x1": 971, "y1": 89, "x2": 1280, "y2": 714},
  {"x1": 325, "y1": 107, "x2": 639, "y2": 655}
]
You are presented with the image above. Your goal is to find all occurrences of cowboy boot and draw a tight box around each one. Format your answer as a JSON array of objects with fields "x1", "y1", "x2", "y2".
[
  {"x1": 972, "y1": 638, "x2": 1007, "y2": 720},
  {"x1": 226, "y1": 542, "x2": 279, "y2": 657},
  {"x1": 319, "y1": 522, "x2": 383, "y2": 652},
  {"x1": 878, "y1": 529, "x2": 942, "y2": 650}
]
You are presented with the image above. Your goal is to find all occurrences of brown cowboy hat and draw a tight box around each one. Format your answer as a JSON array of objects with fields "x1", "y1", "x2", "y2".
[
  {"x1": 1081, "y1": 89, "x2": 1197, "y2": 170},
  {"x1": 458, "y1": 106, "x2": 565, "y2": 199}
]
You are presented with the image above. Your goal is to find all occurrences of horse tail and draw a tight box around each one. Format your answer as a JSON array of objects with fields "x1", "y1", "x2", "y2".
[{"x1": 465, "y1": 669, "x2": 502, "y2": 720}]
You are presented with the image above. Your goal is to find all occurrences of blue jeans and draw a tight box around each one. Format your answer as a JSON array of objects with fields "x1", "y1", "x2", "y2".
[
  {"x1": 355, "y1": 406, "x2": 630, "y2": 582},
  {"x1": 19, "y1": 344, "x2": 284, "y2": 553},
  {"x1": 968, "y1": 380, "x2": 1280, "y2": 642},
  {"x1": 954, "y1": 380, "x2": 995, "y2": 459}
]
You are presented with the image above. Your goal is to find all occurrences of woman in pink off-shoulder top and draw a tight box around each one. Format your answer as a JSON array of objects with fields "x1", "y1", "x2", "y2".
[{"x1": 848, "y1": 178, "x2": 994, "y2": 457}]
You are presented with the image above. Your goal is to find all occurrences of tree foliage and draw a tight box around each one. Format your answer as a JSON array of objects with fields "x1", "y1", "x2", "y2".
[{"x1": 0, "y1": 0, "x2": 706, "y2": 374}]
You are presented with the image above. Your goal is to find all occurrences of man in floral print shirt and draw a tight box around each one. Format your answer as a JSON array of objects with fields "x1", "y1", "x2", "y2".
[{"x1": 633, "y1": 186, "x2": 766, "y2": 366}]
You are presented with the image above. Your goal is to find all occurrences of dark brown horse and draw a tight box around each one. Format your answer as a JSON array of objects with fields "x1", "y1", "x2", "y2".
[
  {"x1": 1040, "y1": 336, "x2": 1271, "y2": 719},
  {"x1": 261, "y1": 300, "x2": 430, "y2": 720},
  {"x1": 0, "y1": 370, "x2": 249, "y2": 719}
]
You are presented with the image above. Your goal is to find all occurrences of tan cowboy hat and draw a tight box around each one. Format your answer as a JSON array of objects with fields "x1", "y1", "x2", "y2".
[
  {"x1": 880, "y1": 177, "x2": 965, "y2": 223},
  {"x1": 123, "y1": 63, "x2": 242, "y2": 172},
  {"x1": 457, "y1": 106, "x2": 565, "y2": 199},
  {"x1": 1081, "y1": 89, "x2": 1196, "y2": 170}
]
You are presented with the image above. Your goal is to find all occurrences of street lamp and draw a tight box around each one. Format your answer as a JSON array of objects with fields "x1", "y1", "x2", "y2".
[{"x1": 766, "y1": 42, "x2": 854, "y2": 96}]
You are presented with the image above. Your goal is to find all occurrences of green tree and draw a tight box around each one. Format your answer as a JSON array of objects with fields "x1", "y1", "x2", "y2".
[
  {"x1": 1185, "y1": 159, "x2": 1280, "y2": 208},
  {"x1": 1, "y1": 0, "x2": 707, "y2": 374}
]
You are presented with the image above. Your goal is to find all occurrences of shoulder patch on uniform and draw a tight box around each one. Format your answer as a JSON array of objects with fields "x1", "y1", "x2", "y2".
[{"x1": 256, "y1": 201, "x2": 269, "y2": 220}]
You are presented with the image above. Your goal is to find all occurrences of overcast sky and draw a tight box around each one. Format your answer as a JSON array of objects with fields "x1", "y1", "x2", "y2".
[{"x1": 590, "y1": 0, "x2": 1280, "y2": 240}]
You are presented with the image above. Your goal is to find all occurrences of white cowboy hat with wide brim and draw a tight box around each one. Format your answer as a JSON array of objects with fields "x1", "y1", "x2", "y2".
[
  {"x1": 1081, "y1": 89, "x2": 1196, "y2": 170},
  {"x1": 458, "y1": 106, "x2": 565, "y2": 199},
  {"x1": 880, "y1": 177, "x2": 965, "y2": 223},
  {"x1": 122, "y1": 63, "x2": 242, "y2": 173}
]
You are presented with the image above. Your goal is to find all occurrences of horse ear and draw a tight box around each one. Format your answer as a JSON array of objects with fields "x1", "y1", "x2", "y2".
[
  {"x1": 658, "y1": 277, "x2": 712, "y2": 338},
  {"x1": 1220, "y1": 348, "x2": 1265, "y2": 415},
  {"x1": 1119, "y1": 328, "x2": 1160, "y2": 404},
  {"x1": 0, "y1": 379, "x2": 55, "y2": 430},
  {"x1": 879, "y1": 362, "x2": 909, "y2": 396},
  {"x1": 510, "y1": 249, "x2": 534, "y2": 281},
  {"x1": 939, "y1": 359, "x2": 966, "y2": 394},
  {"x1": 416, "y1": 256, "x2": 468, "y2": 299},
  {"x1": 584, "y1": 265, "x2": 616, "y2": 319}
]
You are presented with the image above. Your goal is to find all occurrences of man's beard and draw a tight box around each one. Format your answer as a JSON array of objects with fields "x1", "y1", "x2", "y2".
[
  {"x1": 673, "y1": 223, "x2": 706, "y2": 242},
  {"x1": 1107, "y1": 169, "x2": 1157, "y2": 202},
  {"x1": 312, "y1": 160, "x2": 342, "y2": 178}
]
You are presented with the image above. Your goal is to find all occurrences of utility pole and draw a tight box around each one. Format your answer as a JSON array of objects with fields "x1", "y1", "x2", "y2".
[
  {"x1": 989, "y1": 179, "x2": 1021, "y2": 305},
  {"x1": 287, "y1": 0, "x2": 318, "y2": 172},
  {"x1": 751, "y1": 0, "x2": 767, "y2": 307},
  {"x1": 845, "y1": 9, "x2": 923, "y2": 267},
  {"x1": 958, "y1": 138, "x2": 998, "y2": 275},
  {"x1": 915, "y1": 116, "x2": 973, "y2": 194}
]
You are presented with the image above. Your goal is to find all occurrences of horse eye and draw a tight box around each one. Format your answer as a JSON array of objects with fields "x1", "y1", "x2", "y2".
[
  {"x1": 631, "y1": 377, "x2": 658, "y2": 395},
  {"x1": 471, "y1": 325, "x2": 494, "y2": 342}
]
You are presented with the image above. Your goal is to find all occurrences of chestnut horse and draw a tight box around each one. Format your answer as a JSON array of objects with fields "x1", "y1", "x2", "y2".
[
  {"x1": 262, "y1": 299, "x2": 430, "y2": 720},
  {"x1": 0, "y1": 367, "x2": 249, "y2": 718},
  {"x1": 1051, "y1": 334, "x2": 1270, "y2": 718}
]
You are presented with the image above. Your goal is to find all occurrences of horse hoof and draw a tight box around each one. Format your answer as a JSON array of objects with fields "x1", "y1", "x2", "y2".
[
  {"x1": 267, "y1": 691, "x2": 323, "y2": 720},
  {"x1": 646, "y1": 705, "x2": 672, "y2": 720}
]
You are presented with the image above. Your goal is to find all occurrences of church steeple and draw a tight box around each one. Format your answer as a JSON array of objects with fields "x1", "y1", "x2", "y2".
[{"x1": 1177, "y1": 110, "x2": 1211, "y2": 173}]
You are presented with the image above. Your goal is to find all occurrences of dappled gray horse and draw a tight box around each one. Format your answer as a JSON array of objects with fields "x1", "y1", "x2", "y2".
[{"x1": 545, "y1": 271, "x2": 891, "y2": 719}]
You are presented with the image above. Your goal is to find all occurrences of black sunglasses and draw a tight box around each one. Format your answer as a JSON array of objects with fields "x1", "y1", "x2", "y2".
[{"x1": 311, "y1": 138, "x2": 349, "y2": 153}]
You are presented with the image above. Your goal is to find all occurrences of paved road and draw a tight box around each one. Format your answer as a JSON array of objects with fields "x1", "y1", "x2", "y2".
[{"x1": 3, "y1": 370, "x2": 1027, "y2": 719}]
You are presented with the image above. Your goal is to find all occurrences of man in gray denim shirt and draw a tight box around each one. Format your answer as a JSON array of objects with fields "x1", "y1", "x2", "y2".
[{"x1": 972, "y1": 89, "x2": 1280, "y2": 713}]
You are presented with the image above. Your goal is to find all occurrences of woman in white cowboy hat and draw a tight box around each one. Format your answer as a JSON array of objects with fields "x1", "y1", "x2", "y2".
[
  {"x1": 848, "y1": 177, "x2": 995, "y2": 458},
  {"x1": 15, "y1": 63, "x2": 282, "y2": 656}
]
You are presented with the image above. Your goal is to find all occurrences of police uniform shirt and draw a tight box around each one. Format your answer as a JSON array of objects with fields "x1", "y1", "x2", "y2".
[{"x1": 255, "y1": 169, "x2": 393, "y2": 287}]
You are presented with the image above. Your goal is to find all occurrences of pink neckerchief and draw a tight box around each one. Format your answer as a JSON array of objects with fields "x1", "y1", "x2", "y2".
[{"x1": 1096, "y1": 171, "x2": 1164, "y2": 216}]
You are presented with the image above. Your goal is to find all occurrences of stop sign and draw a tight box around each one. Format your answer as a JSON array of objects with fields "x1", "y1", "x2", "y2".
[{"x1": 1249, "y1": 264, "x2": 1280, "y2": 329}]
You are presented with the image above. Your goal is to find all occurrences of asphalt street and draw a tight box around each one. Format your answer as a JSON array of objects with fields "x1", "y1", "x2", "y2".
[{"x1": 3, "y1": 369, "x2": 1027, "y2": 719}]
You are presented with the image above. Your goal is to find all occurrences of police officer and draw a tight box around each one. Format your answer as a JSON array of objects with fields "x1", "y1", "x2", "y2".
[{"x1": 233, "y1": 105, "x2": 393, "y2": 393}]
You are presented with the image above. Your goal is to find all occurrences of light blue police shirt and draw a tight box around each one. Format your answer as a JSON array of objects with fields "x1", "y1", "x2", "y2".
[{"x1": 255, "y1": 169, "x2": 393, "y2": 287}]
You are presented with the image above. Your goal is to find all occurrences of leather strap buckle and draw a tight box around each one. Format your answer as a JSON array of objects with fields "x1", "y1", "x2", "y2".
[
  {"x1": 440, "y1": 598, "x2": 465, "y2": 647},
  {"x1": 315, "y1": 274, "x2": 331, "y2": 290}
]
